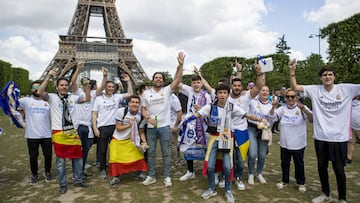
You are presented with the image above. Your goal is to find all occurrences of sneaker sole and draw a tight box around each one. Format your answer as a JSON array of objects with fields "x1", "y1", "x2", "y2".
[
  {"x1": 179, "y1": 175, "x2": 195, "y2": 181},
  {"x1": 143, "y1": 180, "x2": 156, "y2": 186},
  {"x1": 202, "y1": 192, "x2": 217, "y2": 199}
]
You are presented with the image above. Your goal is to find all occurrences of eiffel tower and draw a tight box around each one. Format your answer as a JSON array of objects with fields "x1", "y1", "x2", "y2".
[{"x1": 39, "y1": 0, "x2": 148, "y2": 85}]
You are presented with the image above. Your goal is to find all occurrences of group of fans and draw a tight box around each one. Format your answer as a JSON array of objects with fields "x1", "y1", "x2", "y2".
[{"x1": 1, "y1": 52, "x2": 359, "y2": 203}]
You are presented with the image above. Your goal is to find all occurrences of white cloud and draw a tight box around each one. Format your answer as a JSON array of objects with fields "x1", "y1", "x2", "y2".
[
  {"x1": 304, "y1": 0, "x2": 360, "y2": 26},
  {"x1": 0, "y1": 0, "x2": 281, "y2": 81}
]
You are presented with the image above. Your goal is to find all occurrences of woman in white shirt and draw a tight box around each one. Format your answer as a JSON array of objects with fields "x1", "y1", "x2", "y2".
[{"x1": 270, "y1": 89, "x2": 313, "y2": 192}]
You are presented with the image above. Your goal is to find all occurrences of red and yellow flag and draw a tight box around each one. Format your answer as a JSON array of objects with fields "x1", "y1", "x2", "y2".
[{"x1": 52, "y1": 130, "x2": 82, "y2": 159}]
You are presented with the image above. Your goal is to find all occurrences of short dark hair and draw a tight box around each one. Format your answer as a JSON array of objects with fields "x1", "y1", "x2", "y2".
[
  {"x1": 218, "y1": 78, "x2": 229, "y2": 85},
  {"x1": 152, "y1": 72, "x2": 165, "y2": 81},
  {"x1": 231, "y1": 77, "x2": 242, "y2": 85},
  {"x1": 191, "y1": 76, "x2": 202, "y2": 81},
  {"x1": 129, "y1": 94, "x2": 141, "y2": 102},
  {"x1": 318, "y1": 67, "x2": 336, "y2": 77},
  {"x1": 31, "y1": 81, "x2": 41, "y2": 88},
  {"x1": 56, "y1": 77, "x2": 69, "y2": 87},
  {"x1": 90, "y1": 80, "x2": 97, "y2": 89},
  {"x1": 215, "y1": 83, "x2": 230, "y2": 94}
]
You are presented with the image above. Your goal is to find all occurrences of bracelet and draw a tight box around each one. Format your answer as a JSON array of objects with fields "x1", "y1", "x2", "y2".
[
  {"x1": 257, "y1": 73, "x2": 264, "y2": 76},
  {"x1": 290, "y1": 74, "x2": 295, "y2": 77},
  {"x1": 237, "y1": 70, "x2": 242, "y2": 72}
]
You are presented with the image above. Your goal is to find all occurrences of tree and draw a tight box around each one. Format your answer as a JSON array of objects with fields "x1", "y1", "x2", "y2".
[
  {"x1": 322, "y1": 13, "x2": 360, "y2": 83},
  {"x1": 276, "y1": 34, "x2": 291, "y2": 54}
]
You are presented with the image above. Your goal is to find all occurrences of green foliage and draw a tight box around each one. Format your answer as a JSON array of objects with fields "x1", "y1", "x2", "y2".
[
  {"x1": 182, "y1": 74, "x2": 193, "y2": 86},
  {"x1": 276, "y1": 34, "x2": 291, "y2": 54},
  {"x1": 0, "y1": 60, "x2": 13, "y2": 89},
  {"x1": 12, "y1": 67, "x2": 31, "y2": 95},
  {"x1": 322, "y1": 13, "x2": 360, "y2": 83}
]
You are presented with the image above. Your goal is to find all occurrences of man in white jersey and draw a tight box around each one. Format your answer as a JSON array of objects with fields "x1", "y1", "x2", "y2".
[
  {"x1": 290, "y1": 59, "x2": 360, "y2": 203},
  {"x1": 347, "y1": 96, "x2": 360, "y2": 163},
  {"x1": 141, "y1": 51, "x2": 185, "y2": 187},
  {"x1": 227, "y1": 61, "x2": 263, "y2": 190},
  {"x1": 178, "y1": 75, "x2": 212, "y2": 181},
  {"x1": 38, "y1": 67, "x2": 91, "y2": 194},
  {"x1": 92, "y1": 74, "x2": 133, "y2": 179},
  {"x1": 71, "y1": 63, "x2": 108, "y2": 177},
  {"x1": 18, "y1": 81, "x2": 52, "y2": 185}
]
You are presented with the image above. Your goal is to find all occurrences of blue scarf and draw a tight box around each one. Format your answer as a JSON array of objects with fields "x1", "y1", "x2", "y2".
[{"x1": 0, "y1": 81, "x2": 25, "y2": 128}]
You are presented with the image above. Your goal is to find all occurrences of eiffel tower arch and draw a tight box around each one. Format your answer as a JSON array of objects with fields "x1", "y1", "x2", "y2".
[{"x1": 39, "y1": 0, "x2": 149, "y2": 85}]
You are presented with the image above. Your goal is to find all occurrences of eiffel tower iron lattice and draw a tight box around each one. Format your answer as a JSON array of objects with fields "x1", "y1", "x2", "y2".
[{"x1": 39, "y1": 0, "x2": 149, "y2": 85}]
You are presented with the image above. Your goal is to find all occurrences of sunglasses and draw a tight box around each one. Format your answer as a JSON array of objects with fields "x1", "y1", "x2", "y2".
[
  {"x1": 32, "y1": 86, "x2": 40, "y2": 90},
  {"x1": 285, "y1": 95, "x2": 296, "y2": 99}
]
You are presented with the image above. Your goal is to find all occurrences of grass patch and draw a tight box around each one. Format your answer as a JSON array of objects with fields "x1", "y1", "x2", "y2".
[{"x1": 0, "y1": 113, "x2": 359, "y2": 202}]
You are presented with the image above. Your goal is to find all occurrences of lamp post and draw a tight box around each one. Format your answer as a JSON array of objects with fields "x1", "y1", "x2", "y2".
[{"x1": 309, "y1": 28, "x2": 321, "y2": 76}]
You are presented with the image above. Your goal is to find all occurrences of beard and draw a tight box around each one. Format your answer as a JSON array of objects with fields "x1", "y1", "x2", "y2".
[
  {"x1": 231, "y1": 90, "x2": 241, "y2": 96},
  {"x1": 32, "y1": 91, "x2": 40, "y2": 97}
]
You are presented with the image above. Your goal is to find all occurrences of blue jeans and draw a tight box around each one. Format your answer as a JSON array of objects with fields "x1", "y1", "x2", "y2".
[
  {"x1": 248, "y1": 126, "x2": 269, "y2": 175},
  {"x1": 207, "y1": 140, "x2": 232, "y2": 191},
  {"x1": 78, "y1": 125, "x2": 93, "y2": 170},
  {"x1": 234, "y1": 146, "x2": 245, "y2": 179},
  {"x1": 147, "y1": 126, "x2": 171, "y2": 178},
  {"x1": 56, "y1": 157, "x2": 83, "y2": 186}
]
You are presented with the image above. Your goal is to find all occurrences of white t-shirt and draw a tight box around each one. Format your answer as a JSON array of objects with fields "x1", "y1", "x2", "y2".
[
  {"x1": 72, "y1": 89, "x2": 96, "y2": 127},
  {"x1": 92, "y1": 93, "x2": 124, "y2": 128},
  {"x1": 169, "y1": 94, "x2": 182, "y2": 128},
  {"x1": 48, "y1": 93, "x2": 80, "y2": 131},
  {"x1": 19, "y1": 96, "x2": 51, "y2": 139},
  {"x1": 352, "y1": 99, "x2": 360, "y2": 130},
  {"x1": 228, "y1": 90, "x2": 253, "y2": 131},
  {"x1": 198, "y1": 103, "x2": 247, "y2": 132},
  {"x1": 141, "y1": 86, "x2": 172, "y2": 128},
  {"x1": 113, "y1": 107, "x2": 144, "y2": 140},
  {"x1": 303, "y1": 84, "x2": 360, "y2": 142},
  {"x1": 181, "y1": 84, "x2": 211, "y2": 114},
  {"x1": 274, "y1": 105, "x2": 311, "y2": 150},
  {"x1": 247, "y1": 98, "x2": 273, "y2": 125}
]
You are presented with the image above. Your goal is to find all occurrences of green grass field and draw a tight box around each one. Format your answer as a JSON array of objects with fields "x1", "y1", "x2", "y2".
[{"x1": 0, "y1": 113, "x2": 359, "y2": 202}]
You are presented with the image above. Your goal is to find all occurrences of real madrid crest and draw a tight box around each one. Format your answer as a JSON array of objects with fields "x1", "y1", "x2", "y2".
[{"x1": 336, "y1": 95, "x2": 341, "y2": 100}]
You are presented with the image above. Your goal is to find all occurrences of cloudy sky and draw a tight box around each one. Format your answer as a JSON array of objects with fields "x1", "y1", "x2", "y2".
[{"x1": 0, "y1": 0, "x2": 359, "y2": 80}]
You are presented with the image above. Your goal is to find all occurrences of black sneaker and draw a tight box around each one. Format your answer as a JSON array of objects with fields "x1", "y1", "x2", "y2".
[
  {"x1": 74, "y1": 182, "x2": 89, "y2": 187},
  {"x1": 44, "y1": 172, "x2": 52, "y2": 182},
  {"x1": 346, "y1": 159, "x2": 352, "y2": 164},
  {"x1": 59, "y1": 186, "x2": 67, "y2": 194},
  {"x1": 30, "y1": 175, "x2": 39, "y2": 185}
]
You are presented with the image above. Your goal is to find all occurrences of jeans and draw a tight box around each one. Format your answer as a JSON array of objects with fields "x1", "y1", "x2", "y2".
[
  {"x1": 248, "y1": 126, "x2": 268, "y2": 175},
  {"x1": 78, "y1": 125, "x2": 94, "y2": 170},
  {"x1": 98, "y1": 125, "x2": 115, "y2": 171},
  {"x1": 56, "y1": 157, "x2": 83, "y2": 186},
  {"x1": 315, "y1": 139, "x2": 347, "y2": 200},
  {"x1": 27, "y1": 138, "x2": 52, "y2": 176},
  {"x1": 207, "y1": 140, "x2": 231, "y2": 191},
  {"x1": 280, "y1": 147, "x2": 305, "y2": 185},
  {"x1": 233, "y1": 146, "x2": 245, "y2": 179},
  {"x1": 147, "y1": 126, "x2": 171, "y2": 178}
]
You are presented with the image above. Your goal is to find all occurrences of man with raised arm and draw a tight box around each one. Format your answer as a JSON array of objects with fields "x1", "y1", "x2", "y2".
[
  {"x1": 71, "y1": 63, "x2": 108, "y2": 177},
  {"x1": 141, "y1": 51, "x2": 185, "y2": 187},
  {"x1": 92, "y1": 73, "x2": 133, "y2": 179},
  {"x1": 289, "y1": 59, "x2": 360, "y2": 203},
  {"x1": 38, "y1": 63, "x2": 91, "y2": 194}
]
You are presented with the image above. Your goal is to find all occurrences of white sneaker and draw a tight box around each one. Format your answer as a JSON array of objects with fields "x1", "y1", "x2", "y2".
[
  {"x1": 100, "y1": 170, "x2": 107, "y2": 179},
  {"x1": 164, "y1": 177, "x2": 172, "y2": 187},
  {"x1": 248, "y1": 175, "x2": 254, "y2": 185},
  {"x1": 84, "y1": 162, "x2": 92, "y2": 169},
  {"x1": 142, "y1": 176, "x2": 156, "y2": 186},
  {"x1": 298, "y1": 184, "x2": 306, "y2": 192},
  {"x1": 257, "y1": 174, "x2": 266, "y2": 184},
  {"x1": 201, "y1": 188, "x2": 217, "y2": 199},
  {"x1": 179, "y1": 171, "x2": 195, "y2": 181},
  {"x1": 339, "y1": 199, "x2": 347, "y2": 203},
  {"x1": 235, "y1": 178, "x2": 245, "y2": 190},
  {"x1": 276, "y1": 182, "x2": 287, "y2": 189},
  {"x1": 311, "y1": 193, "x2": 331, "y2": 203},
  {"x1": 218, "y1": 179, "x2": 225, "y2": 188},
  {"x1": 214, "y1": 173, "x2": 219, "y2": 185},
  {"x1": 225, "y1": 190, "x2": 235, "y2": 203}
]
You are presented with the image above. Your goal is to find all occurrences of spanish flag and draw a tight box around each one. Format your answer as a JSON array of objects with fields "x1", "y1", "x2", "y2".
[
  {"x1": 52, "y1": 130, "x2": 82, "y2": 159},
  {"x1": 109, "y1": 138, "x2": 147, "y2": 177},
  {"x1": 202, "y1": 133, "x2": 234, "y2": 181}
]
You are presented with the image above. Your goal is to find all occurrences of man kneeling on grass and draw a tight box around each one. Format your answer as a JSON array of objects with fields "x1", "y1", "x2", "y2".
[{"x1": 108, "y1": 95, "x2": 149, "y2": 186}]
